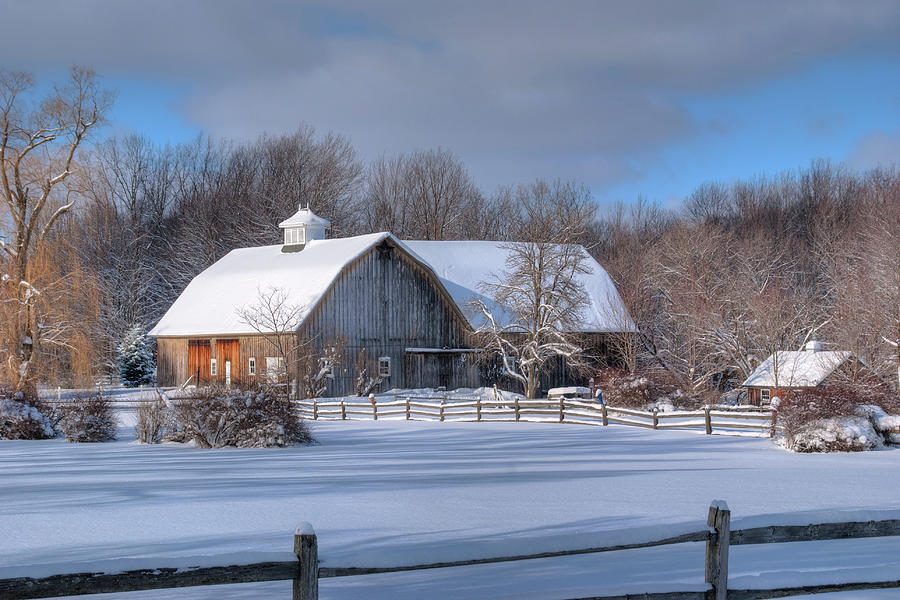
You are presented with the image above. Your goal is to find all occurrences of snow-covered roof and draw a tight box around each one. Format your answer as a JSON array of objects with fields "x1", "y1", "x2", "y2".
[
  {"x1": 741, "y1": 349, "x2": 852, "y2": 388},
  {"x1": 150, "y1": 234, "x2": 635, "y2": 337},
  {"x1": 278, "y1": 207, "x2": 331, "y2": 229},
  {"x1": 404, "y1": 240, "x2": 634, "y2": 332}
]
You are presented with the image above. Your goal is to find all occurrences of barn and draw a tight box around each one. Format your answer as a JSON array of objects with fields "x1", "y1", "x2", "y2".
[
  {"x1": 149, "y1": 206, "x2": 634, "y2": 395},
  {"x1": 741, "y1": 340, "x2": 862, "y2": 405}
]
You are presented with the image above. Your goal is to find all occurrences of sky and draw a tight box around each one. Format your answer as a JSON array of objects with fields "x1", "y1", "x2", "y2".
[{"x1": 2, "y1": 0, "x2": 900, "y2": 207}]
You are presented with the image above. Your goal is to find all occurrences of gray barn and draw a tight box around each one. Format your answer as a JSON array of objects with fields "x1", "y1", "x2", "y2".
[{"x1": 150, "y1": 207, "x2": 633, "y2": 395}]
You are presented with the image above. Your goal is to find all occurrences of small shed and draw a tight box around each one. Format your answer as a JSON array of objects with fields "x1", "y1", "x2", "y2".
[{"x1": 741, "y1": 340, "x2": 859, "y2": 405}]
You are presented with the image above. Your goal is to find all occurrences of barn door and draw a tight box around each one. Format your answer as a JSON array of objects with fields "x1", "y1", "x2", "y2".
[
  {"x1": 216, "y1": 339, "x2": 240, "y2": 384},
  {"x1": 188, "y1": 340, "x2": 211, "y2": 384}
]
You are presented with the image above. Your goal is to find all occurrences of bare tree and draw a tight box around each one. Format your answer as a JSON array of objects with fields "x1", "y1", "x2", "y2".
[
  {"x1": 236, "y1": 287, "x2": 306, "y2": 386},
  {"x1": 0, "y1": 67, "x2": 113, "y2": 391}
]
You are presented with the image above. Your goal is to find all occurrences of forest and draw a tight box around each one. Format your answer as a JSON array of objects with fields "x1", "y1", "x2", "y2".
[{"x1": 2, "y1": 69, "x2": 898, "y2": 396}]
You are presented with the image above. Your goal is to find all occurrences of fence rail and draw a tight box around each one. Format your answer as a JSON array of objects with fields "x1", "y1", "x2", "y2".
[
  {"x1": 294, "y1": 396, "x2": 776, "y2": 437},
  {"x1": 3, "y1": 502, "x2": 899, "y2": 600}
]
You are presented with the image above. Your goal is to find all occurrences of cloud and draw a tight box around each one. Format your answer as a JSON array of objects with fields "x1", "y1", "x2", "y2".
[
  {"x1": 3, "y1": 1, "x2": 900, "y2": 192},
  {"x1": 847, "y1": 130, "x2": 900, "y2": 170}
]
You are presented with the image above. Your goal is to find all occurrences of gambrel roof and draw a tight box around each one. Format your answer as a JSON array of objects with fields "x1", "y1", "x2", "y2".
[{"x1": 149, "y1": 233, "x2": 634, "y2": 337}]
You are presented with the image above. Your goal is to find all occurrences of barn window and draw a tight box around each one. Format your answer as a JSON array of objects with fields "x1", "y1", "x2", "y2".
[
  {"x1": 761, "y1": 389, "x2": 771, "y2": 403},
  {"x1": 210, "y1": 358, "x2": 217, "y2": 376},
  {"x1": 378, "y1": 356, "x2": 391, "y2": 378},
  {"x1": 248, "y1": 357, "x2": 256, "y2": 376}
]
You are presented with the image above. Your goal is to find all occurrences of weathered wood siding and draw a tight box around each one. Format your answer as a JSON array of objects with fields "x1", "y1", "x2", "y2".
[
  {"x1": 157, "y1": 338, "x2": 189, "y2": 387},
  {"x1": 301, "y1": 240, "x2": 477, "y2": 395}
]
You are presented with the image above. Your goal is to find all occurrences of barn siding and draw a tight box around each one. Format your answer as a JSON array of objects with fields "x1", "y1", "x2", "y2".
[{"x1": 300, "y1": 241, "x2": 477, "y2": 396}]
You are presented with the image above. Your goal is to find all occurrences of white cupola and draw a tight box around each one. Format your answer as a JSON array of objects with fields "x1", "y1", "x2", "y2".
[
  {"x1": 278, "y1": 205, "x2": 330, "y2": 252},
  {"x1": 803, "y1": 339, "x2": 823, "y2": 352}
]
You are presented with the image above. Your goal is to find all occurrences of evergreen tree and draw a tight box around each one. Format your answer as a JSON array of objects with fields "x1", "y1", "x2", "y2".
[{"x1": 117, "y1": 326, "x2": 156, "y2": 387}]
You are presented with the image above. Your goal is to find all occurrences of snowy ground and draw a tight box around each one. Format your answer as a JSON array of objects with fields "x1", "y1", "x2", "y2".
[{"x1": 2, "y1": 414, "x2": 899, "y2": 599}]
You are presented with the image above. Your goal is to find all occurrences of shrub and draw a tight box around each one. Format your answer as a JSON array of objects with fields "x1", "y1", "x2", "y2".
[
  {"x1": 593, "y1": 368, "x2": 699, "y2": 410},
  {"x1": 775, "y1": 384, "x2": 898, "y2": 452},
  {"x1": 172, "y1": 384, "x2": 313, "y2": 448},
  {"x1": 58, "y1": 392, "x2": 117, "y2": 443},
  {"x1": 135, "y1": 398, "x2": 172, "y2": 444},
  {"x1": 0, "y1": 385, "x2": 57, "y2": 440}
]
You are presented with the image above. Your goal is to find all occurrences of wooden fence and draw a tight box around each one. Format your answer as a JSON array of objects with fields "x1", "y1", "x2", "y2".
[
  {"x1": 294, "y1": 395, "x2": 776, "y2": 437},
  {"x1": 3, "y1": 502, "x2": 899, "y2": 600}
]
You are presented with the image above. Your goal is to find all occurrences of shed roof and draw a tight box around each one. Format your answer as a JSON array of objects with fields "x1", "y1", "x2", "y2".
[
  {"x1": 741, "y1": 349, "x2": 852, "y2": 388},
  {"x1": 149, "y1": 234, "x2": 634, "y2": 337}
]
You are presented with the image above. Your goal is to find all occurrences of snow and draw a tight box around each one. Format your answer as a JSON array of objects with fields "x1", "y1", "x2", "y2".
[
  {"x1": 149, "y1": 235, "x2": 634, "y2": 337},
  {"x1": 149, "y1": 233, "x2": 390, "y2": 336},
  {"x1": 3, "y1": 418, "x2": 900, "y2": 599},
  {"x1": 278, "y1": 206, "x2": 331, "y2": 228},
  {"x1": 295, "y1": 522, "x2": 316, "y2": 536},
  {"x1": 405, "y1": 240, "x2": 635, "y2": 332},
  {"x1": 742, "y1": 349, "x2": 852, "y2": 388}
]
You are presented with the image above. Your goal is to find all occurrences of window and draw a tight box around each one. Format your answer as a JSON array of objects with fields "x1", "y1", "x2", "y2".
[
  {"x1": 761, "y1": 389, "x2": 771, "y2": 403},
  {"x1": 248, "y1": 357, "x2": 256, "y2": 376},
  {"x1": 210, "y1": 358, "x2": 217, "y2": 376},
  {"x1": 378, "y1": 356, "x2": 391, "y2": 378},
  {"x1": 284, "y1": 227, "x2": 306, "y2": 245}
]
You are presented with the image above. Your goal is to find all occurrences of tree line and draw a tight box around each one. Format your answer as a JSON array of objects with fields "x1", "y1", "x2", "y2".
[{"x1": 1, "y1": 68, "x2": 898, "y2": 394}]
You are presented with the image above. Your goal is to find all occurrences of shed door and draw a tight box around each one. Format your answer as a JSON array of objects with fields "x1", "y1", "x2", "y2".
[
  {"x1": 188, "y1": 340, "x2": 211, "y2": 384},
  {"x1": 216, "y1": 339, "x2": 241, "y2": 383}
]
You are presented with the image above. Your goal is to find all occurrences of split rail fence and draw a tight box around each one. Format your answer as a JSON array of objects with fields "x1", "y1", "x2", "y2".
[
  {"x1": 294, "y1": 395, "x2": 776, "y2": 437},
  {"x1": 3, "y1": 502, "x2": 899, "y2": 600}
]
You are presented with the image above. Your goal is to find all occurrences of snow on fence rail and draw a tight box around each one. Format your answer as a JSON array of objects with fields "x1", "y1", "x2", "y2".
[
  {"x1": 294, "y1": 396, "x2": 776, "y2": 437},
  {"x1": 3, "y1": 502, "x2": 900, "y2": 600}
]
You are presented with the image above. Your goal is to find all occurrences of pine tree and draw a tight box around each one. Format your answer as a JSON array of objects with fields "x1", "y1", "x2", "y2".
[{"x1": 117, "y1": 326, "x2": 156, "y2": 387}]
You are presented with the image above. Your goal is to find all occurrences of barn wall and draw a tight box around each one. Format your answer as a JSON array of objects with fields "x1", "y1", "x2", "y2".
[
  {"x1": 301, "y1": 241, "x2": 477, "y2": 396},
  {"x1": 156, "y1": 338, "x2": 188, "y2": 386}
]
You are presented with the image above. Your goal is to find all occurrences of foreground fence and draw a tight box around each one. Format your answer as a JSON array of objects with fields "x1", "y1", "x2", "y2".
[
  {"x1": 295, "y1": 395, "x2": 776, "y2": 437},
  {"x1": 3, "y1": 502, "x2": 899, "y2": 600}
]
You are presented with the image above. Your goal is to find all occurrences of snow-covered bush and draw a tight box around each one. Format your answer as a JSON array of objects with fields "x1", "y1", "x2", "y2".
[
  {"x1": 594, "y1": 369, "x2": 698, "y2": 410},
  {"x1": 776, "y1": 384, "x2": 899, "y2": 452},
  {"x1": 0, "y1": 386, "x2": 57, "y2": 440},
  {"x1": 117, "y1": 325, "x2": 156, "y2": 387},
  {"x1": 135, "y1": 398, "x2": 173, "y2": 444},
  {"x1": 172, "y1": 384, "x2": 313, "y2": 448},
  {"x1": 58, "y1": 392, "x2": 117, "y2": 443}
]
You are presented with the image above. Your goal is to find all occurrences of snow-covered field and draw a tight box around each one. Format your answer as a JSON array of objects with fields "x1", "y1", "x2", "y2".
[{"x1": 2, "y1": 414, "x2": 900, "y2": 599}]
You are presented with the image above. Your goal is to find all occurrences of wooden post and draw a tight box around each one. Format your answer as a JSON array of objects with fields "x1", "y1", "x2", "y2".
[
  {"x1": 559, "y1": 398, "x2": 565, "y2": 423},
  {"x1": 515, "y1": 398, "x2": 520, "y2": 422},
  {"x1": 476, "y1": 397, "x2": 482, "y2": 422},
  {"x1": 705, "y1": 406, "x2": 712, "y2": 435},
  {"x1": 373, "y1": 401, "x2": 377, "y2": 420},
  {"x1": 705, "y1": 501, "x2": 730, "y2": 600},
  {"x1": 405, "y1": 395, "x2": 410, "y2": 420},
  {"x1": 770, "y1": 409, "x2": 777, "y2": 438},
  {"x1": 440, "y1": 397, "x2": 445, "y2": 422},
  {"x1": 293, "y1": 523, "x2": 318, "y2": 600},
  {"x1": 313, "y1": 401, "x2": 318, "y2": 421},
  {"x1": 601, "y1": 403, "x2": 608, "y2": 426},
  {"x1": 652, "y1": 408, "x2": 659, "y2": 429},
  {"x1": 341, "y1": 399, "x2": 346, "y2": 420}
]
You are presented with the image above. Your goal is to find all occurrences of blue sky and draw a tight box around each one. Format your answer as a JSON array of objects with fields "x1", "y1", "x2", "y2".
[{"x1": 4, "y1": 1, "x2": 900, "y2": 208}]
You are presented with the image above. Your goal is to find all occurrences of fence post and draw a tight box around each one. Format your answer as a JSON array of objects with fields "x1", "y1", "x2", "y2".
[
  {"x1": 341, "y1": 399, "x2": 346, "y2": 420},
  {"x1": 293, "y1": 523, "x2": 318, "y2": 600},
  {"x1": 601, "y1": 403, "x2": 608, "y2": 426},
  {"x1": 440, "y1": 397, "x2": 445, "y2": 422},
  {"x1": 405, "y1": 396, "x2": 410, "y2": 420},
  {"x1": 705, "y1": 406, "x2": 712, "y2": 435},
  {"x1": 476, "y1": 397, "x2": 482, "y2": 421},
  {"x1": 652, "y1": 408, "x2": 659, "y2": 429},
  {"x1": 770, "y1": 409, "x2": 777, "y2": 438},
  {"x1": 705, "y1": 501, "x2": 730, "y2": 600},
  {"x1": 313, "y1": 401, "x2": 318, "y2": 421},
  {"x1": 559, "y1": 398, "x2": 565, "y2": 423},
  {"x1": 515, "y1": 398, "x2": 520, "y2": 422}
]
